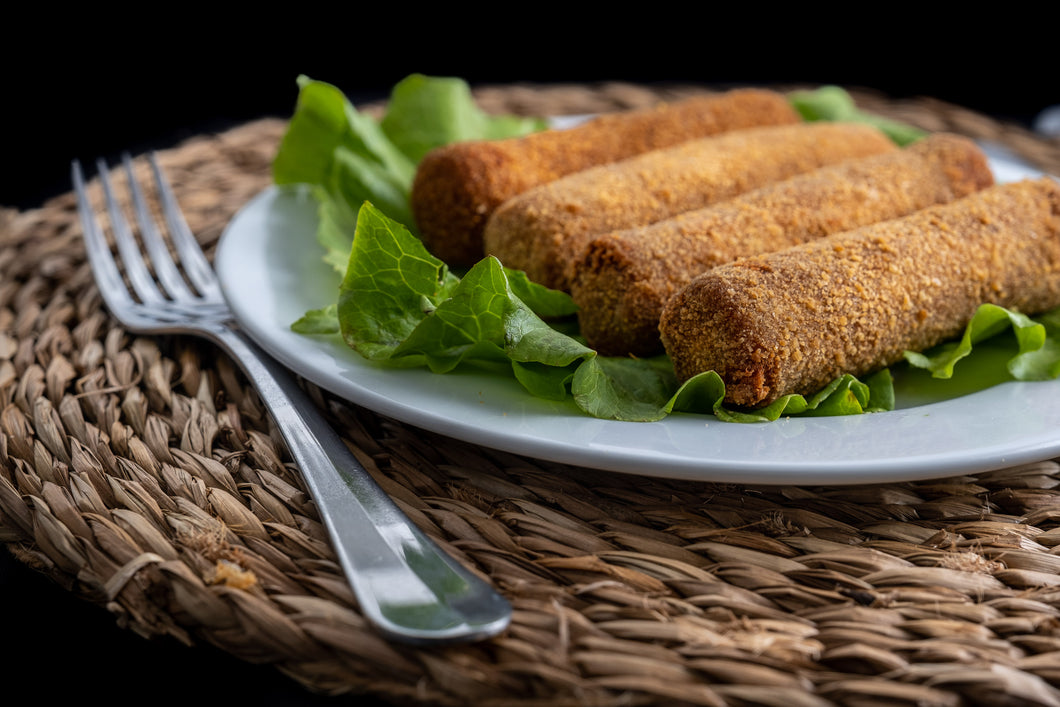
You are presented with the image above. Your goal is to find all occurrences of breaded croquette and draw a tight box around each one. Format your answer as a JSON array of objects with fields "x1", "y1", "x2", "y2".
[
  {"x1": 484, "y1": 121, "x2": 898, "y2": 291},
  {"x1": 410, "y1": 89, "x2": 800, "y2": 266},
  {"x1": 659, "y1": 178, "x2": 1060, "y2": 410},
  {"x1": 572, "y1": 133, "x2": 995, "y2": 356}
]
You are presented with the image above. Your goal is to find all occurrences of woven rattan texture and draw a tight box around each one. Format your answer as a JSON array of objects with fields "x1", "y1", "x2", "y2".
[{"x1": 4, "y1": 82, "x2": 1060, "y2": 706}]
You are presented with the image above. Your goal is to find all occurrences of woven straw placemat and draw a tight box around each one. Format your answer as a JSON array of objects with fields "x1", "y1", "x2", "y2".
[{"x1": 4, "y1": 82, "x2": 1060, "y2": 707}]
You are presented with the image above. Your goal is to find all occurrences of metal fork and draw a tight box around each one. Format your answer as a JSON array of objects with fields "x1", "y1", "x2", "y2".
[{"x1": 72, "y1": 152, "x2": 512, "y2": 644}]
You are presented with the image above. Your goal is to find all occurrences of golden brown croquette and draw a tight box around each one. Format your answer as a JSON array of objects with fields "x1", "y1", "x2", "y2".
[
  {"x1": 659, "y1": 178, "x2": 1060, "y2": 409},
  {"x1": 484, "y1": 121, "x2": 898, "y2": 291},
  {"x1": 410, "y1": 89, "x2": 801, "y2": 266},
  {"x1": 572, "y1": 133, "x2": 995, "y2": 356}
]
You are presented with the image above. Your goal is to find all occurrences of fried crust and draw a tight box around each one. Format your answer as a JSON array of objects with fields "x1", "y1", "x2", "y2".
[
  {"x1": 410, "y1": 89, "x2": 800, "y2": 266},
  {"x1": 484, "y1": 122, "x2": 897, "y2": 291},
  {"x1": 572, "y1": 133, "x2": 995, "y2": 356},
  {"x1": 658, "y1": 178, "x2": 1060, "y2": 409}
]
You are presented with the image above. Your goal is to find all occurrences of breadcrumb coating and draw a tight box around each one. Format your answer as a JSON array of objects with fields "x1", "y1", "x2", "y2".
[
  {"x1": 484, "y1": 121, "x2": 897, "y2": 291},
  {"x1": 572, "y1": 133, "x2": 994, "y2": 356},
  {"x1": 658, "y1": 178, "x2": 1060, "y2": 409},
  {"x1": 410, "y1": 89, "x2": 800, "y2": 266}
]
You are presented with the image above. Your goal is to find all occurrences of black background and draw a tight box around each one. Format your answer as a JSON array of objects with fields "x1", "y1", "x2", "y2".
[
  {"x1": 4, "y1": 20, "x2": 1057, "y2": 212},
  {"x1": 2, "y1": 16, "x2": 1056, "y2": 706}
]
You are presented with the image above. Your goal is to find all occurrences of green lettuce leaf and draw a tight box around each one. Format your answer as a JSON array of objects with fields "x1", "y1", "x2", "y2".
[
  {"x1": 274, "y1": 74, "x2": 547, "y2": 272},
  {"x1": 904, "y1": 303, "x2": 1060, "y2": 380},
  {"x1": 790, "y1": 85, "x2": 927, "y2": 146},
  {"x1": 665, "y1": 369, "x2": 894, "y2": 423},
  {"x1": 572, "y1": 356, "x2": 679, "y2": 422},
  {"x1": 335, "y1": 202, "x2": 460, "y2": 361},
  {"x1": 335, "y1": 202, "x2": 595, "y2": 396},
  {"x1": 380, "y1": 73, "x2": 547, "y2": 163},
  {"x1": 273, "y1": 76, "x2": 416, "y2": 226},
  {"x1": 291, "y1": 303, "x2": 339, "y2": 335}
]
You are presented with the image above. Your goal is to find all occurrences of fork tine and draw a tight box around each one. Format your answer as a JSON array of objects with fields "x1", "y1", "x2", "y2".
[
  {"x1": 94, "y1": 157, "x2": 169, "y2": 308},
  {"x1": 146, "y1": 152, "x2": 222, "y2": 299},
  {"x1": 72, "y1": 160, "x2": 143, "y2": 318},
  {"x1": 121, "y1": 152, "x2": 200, "y2": 302}
]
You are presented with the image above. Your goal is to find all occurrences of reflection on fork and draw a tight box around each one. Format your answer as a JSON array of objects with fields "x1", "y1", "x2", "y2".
[{"x1": 72, "y1": 152, "x2": 511, "y2": 644}]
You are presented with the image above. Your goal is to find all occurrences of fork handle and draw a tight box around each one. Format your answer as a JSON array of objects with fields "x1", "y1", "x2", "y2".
[{"x1": 203, "y1": 322, "x2": 511, "y2": 644}]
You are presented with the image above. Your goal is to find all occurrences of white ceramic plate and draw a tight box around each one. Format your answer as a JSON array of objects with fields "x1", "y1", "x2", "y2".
[{"x1": 214, "y1": 153, "x2": 1060, "y2": 485}]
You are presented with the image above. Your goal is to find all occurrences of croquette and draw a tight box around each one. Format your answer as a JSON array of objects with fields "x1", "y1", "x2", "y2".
[
  {"x1": 484, "y1": 121, "x2": 898, "y2": 291},
  {"x1": 658, "y1": 177, "x2": 1060, "y2": 409},
  {"x1": 572, "y1": 133, "x2": 994, "y2": 356},
  {"x1": 410, "y1": 89, "x2": 800, "y2": 266}
]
